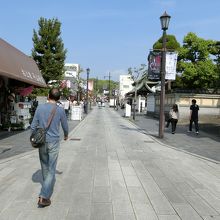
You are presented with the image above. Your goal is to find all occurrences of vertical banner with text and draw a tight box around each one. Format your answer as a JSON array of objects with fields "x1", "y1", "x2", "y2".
[
  {"x1": 165, "y1": 52, "x2": 178, "y2": 80},
  {"x1": 148, "y1": 51, "x2": 161, "y2": 80},
  {"x1": 148, "y1": 51, "x2": 178, "y2": 81}
]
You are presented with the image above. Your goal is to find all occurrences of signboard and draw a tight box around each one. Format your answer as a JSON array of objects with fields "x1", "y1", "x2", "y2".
[
  {"x1": 148, "y1": 51, "x2": 161, "y2": 80},
  {"x1": 125, "y1": 104, "x2": 131, "y2": 117},
  {"x1": 148, "y1": 51, "x2": 178, "y2": 81},
  {"x1": 70, "y1": 106, "x2": 82, "y2": 121},
  {"x1": 88, "y1": 80, "x2": 94, "y2": 91},
  {"x1": 64, "y1": 64, "x2": 80, "y2": 78},
  {"x1": 165, "y1": 52, "x2": 178, "y2": 80}
]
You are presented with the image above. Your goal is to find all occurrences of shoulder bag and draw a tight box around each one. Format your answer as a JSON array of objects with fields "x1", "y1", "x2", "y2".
[{"x1": 30, "y1": 105, "x2": 57, "y2": 148}]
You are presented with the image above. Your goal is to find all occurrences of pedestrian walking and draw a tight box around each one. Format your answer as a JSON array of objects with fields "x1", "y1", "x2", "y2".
[
  {"x1": 166, "y1": 104, "x2": 179, "y2": 134},
  {"x1": 83, "y1": 99, "x2": 87, "y2": 113},
  {"x1": 31, "y1": 88, "x2": 69, "y2": 208},
  {"x1": 188, "y1": 99, "x2": 199, "y2": 134},
  {"x1": 63, "y1": 97, "x2": 70, "y2": 118}
]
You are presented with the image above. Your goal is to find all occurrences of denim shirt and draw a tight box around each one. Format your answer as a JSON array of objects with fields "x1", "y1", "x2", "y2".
[{"x1": 31, "y1": 103, "x2": 69, "y2": 142}]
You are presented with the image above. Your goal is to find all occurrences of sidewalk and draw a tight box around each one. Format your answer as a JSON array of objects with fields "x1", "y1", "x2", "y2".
[
  {"x1": 0, "y1": 106, "x2": 220, "y2": 219},
  {"x1": 117, "y1": 108, "x2": 220, "y2": 163},
  {"x1": 0, "y1": 118, "x2": 81, "y2": 160}
]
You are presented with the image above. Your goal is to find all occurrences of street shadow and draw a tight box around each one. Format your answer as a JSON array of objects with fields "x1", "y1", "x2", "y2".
[
  {"x1": 172, "y1": 124, "x2": 220, "y2": 142},
  {"x1": 141, "y1": 114, "x2": 220, "y2": 142},
  {"x1": 120, "y1": 124, "x2": 149, "y2": 136},
  {"x1": 120, "y1": 124, "x2": 140, "y2": 131},
  {"x1": 32, "y1": 169, "x2": 64, "y2": 184},
  {"x1": 32, "y1": 169, "x2": 43, "y2": 184},
  {"x1": 0, "y1": 129, "x2": 24, "y2": 140}
]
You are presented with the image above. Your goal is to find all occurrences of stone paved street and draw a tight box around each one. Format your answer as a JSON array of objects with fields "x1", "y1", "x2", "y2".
[{"x1": 0, "y1": 106, "x2": 220, "y2": 220}]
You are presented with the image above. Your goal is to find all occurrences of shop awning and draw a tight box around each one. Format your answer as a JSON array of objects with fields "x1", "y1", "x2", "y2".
[{"x1": 0, "y1": 38, "x2": 46, "y2": 87}]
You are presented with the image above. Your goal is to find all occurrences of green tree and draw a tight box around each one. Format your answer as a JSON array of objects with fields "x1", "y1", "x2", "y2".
[
  {"x1": 177, "y1": 32, "x2": 218, "y2": 89},
  {"x1": 209, "y1": 41, "x2": 220, "y2": 88},
  {"x1": 93, "y1": 79, "x2": 118, "y2": 96},
  {"x1": 32, "y1": 17, "x2": 67, "y2": 84},
  {"x1": 153, "y1": 34, "x2": 180, "y2": 51}
]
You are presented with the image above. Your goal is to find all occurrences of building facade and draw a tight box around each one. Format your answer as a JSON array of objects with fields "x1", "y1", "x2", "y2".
[{"x1": 119, "y1": 75, "x2": 134, "y2": 104}]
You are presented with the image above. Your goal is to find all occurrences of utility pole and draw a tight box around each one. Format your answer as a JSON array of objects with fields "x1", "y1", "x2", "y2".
[{"x1": 86, "y1": 68, "x2": 90, "y2": 114}]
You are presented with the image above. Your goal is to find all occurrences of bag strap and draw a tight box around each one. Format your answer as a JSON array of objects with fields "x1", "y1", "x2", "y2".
[{"x1": 45, "y1": 104, "x2": 57, "y2": 131}]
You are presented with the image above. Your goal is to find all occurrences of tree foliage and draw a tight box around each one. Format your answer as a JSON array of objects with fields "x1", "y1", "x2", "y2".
[
  {"x1": 177, "y1": 32, "x2": 218, "y2": 89},
  {"x1": 128, "y1": 64, "x2": 148, "y2": 81},
  {"x1": 209, "y1": 41, "x2": 220, "y2": 88},
  {"x1": 32, "y1": 17, "x2": 67, "y2": 84},
  {"x1": 153, "y1": 34, "x2": 180, "y2": 51},
  {"x1": 92, "y1": 79, "x2": 118, "y2": 95}
]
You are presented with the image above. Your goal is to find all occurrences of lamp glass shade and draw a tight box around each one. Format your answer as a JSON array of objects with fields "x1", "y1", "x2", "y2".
[
  {"x1": 86, "y1": 68, "x2": 90, "y2": 74},
  {"x1": 160, "y1": 11, "x2": 171, "y2": 30}
]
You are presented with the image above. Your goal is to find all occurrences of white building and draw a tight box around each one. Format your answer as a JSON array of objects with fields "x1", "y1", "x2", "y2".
[{"x1": 119, "y1": 75, "x2": 134, "y2": 103}]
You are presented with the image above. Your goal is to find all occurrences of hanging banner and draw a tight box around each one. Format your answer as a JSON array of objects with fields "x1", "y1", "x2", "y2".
[
  {"x1": 148, "y1": 51, "x2": 161, "y2": 80},
  {"x1": 165, "y1": 52, "x2": 178, "y2": 80},
  {"x1": 88, "y1": 80, "x2": 94, "y2": 91}
]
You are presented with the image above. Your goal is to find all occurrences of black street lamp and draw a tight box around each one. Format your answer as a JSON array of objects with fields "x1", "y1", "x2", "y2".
[
  {"x1": 159, "y1": 11, "x2": 171, "y2": 138},
  {"x1": 86, "y1": 68, "x2": 90, "y2": 114},
  {"x1": 104, "y1": 72, "x2": 111, "y2": 102},
  {"x1": 133, "y1": 82, "x2": 137, "y2": 120}
]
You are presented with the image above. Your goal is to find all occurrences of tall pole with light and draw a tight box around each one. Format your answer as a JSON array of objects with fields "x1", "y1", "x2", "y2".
[
  {"x1": 132, "y1": 68, "x2": 139, "y2": 121},
  {"x1": 86, "y1": 68, "x2": 90, "y2": 114},
  {"x1": 95, "y1": 76, "x2": 98, "y2": 102},
  {"x1": 133, "y1": 82, "x2": 137, "y2": 120},
  {"x1": 159, "y1": 11, "x2": 171, "y2": 138},
  {"x1": 104, "y1": 72, "x2": 111, "y2": 102}
]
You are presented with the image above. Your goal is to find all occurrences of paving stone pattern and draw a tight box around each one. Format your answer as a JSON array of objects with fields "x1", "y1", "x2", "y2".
[{"x1": 0, "y1": 106, "x2": 220, "y2": 219}]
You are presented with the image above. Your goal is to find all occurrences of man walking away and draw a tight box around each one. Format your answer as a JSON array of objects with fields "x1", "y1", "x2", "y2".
[
  {"x1": 31, "y1": 88, "x2": 69, "y2": 207},
  {"x1": 188, "y1": 99, "x2": 199, "y2": 134}
]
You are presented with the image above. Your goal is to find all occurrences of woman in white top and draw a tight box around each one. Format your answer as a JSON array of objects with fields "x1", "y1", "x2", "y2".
[{"x1": 166, "y1": 104, "x2": 179, "y2": 134}]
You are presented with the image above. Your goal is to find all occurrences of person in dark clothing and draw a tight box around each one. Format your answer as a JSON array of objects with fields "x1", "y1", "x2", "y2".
[
  {"x1": 188, "y1": 99, "x2": 199, "y2": 134},
  {"x1": 31, "y1": 88, "x2": 68, "y2": 207}
]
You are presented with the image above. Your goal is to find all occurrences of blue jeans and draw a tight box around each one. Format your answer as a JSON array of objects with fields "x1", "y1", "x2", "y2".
[{"x1": 38, "y1": 140, "x2": 60, "y2": 199}]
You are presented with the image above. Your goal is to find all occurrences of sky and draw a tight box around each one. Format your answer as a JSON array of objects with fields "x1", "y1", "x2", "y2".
[{"x1": 1, "y1": 0, "x2": 220, "y2": 81}]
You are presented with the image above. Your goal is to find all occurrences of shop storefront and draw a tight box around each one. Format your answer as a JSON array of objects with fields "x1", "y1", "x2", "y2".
[{"x1": 0, "y1": 38, "x2": 46, "y2": 130}]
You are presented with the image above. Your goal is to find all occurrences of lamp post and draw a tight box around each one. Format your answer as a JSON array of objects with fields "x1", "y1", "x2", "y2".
[
  {"x1": 133, "y1": 82, "x2": 137, "y2": 120},
  {"x1": 159, "y1": 11, "x2": 171, "y2": 138},
  {"x1": 104, "y1": 72, "x2": 111, "y2": 102},
  {"x1": 95, "y1": 77, "x2": 98, "y2": 102},
  {"x1": 132, "y1": 69, "x2": 139, "y2": 121},
  {"x1": 86, "y1": 68, "x2": 90, "y2": 114},
  {"x1": 77, "y1": 68, "x2": 80, "y2": 104}
]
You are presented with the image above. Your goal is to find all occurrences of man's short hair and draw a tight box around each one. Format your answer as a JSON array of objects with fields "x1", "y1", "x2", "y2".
[
  {"x1": 192, "y1": 99, "x2": 196, "y2": 104},
  {"x1": 49, "y1": 88, "x2": 61, "y2": 101}
]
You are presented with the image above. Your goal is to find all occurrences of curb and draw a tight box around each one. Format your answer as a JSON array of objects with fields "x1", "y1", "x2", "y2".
[
  {"x1": 125, "y1": 115, "x2": 220, "y2": 165},
  {"x1": 0, "y1": 117, "x2": 86, "y2": 164}
]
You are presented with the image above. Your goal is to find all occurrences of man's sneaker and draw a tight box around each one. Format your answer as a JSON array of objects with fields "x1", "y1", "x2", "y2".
[
  {"x1": 196, "y1": 131, "x2": 199, "y2": 135},
  {"x1": 187, "y1": 130, "x2": 192, "y2": 132}
]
